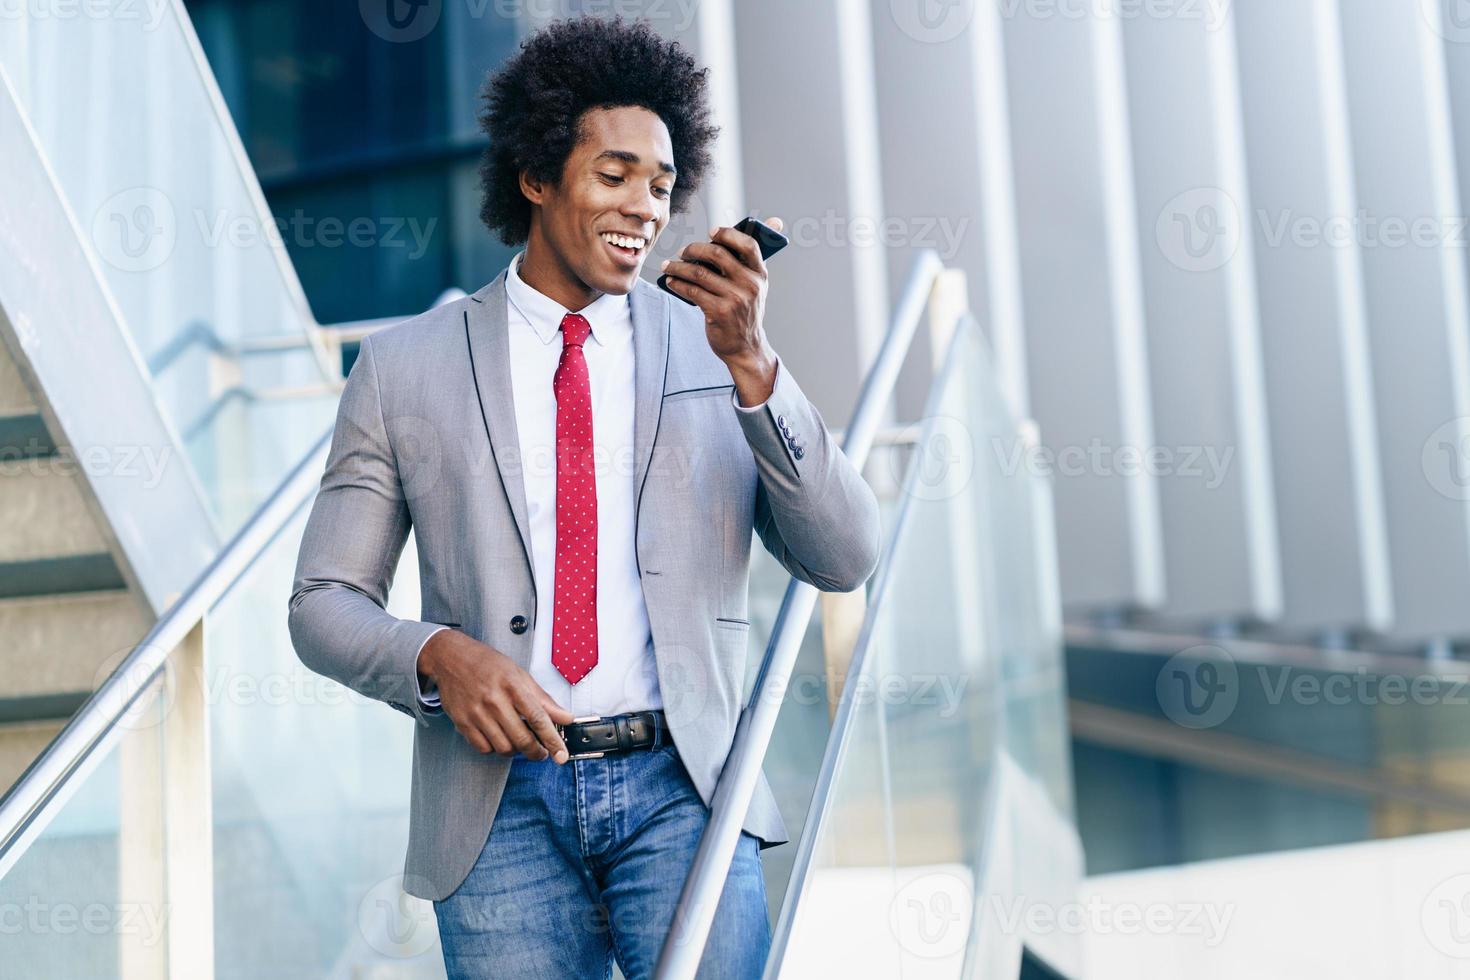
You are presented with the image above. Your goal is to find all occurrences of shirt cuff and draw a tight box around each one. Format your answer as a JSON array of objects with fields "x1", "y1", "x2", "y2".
[
  {"x1": 731, "y1": 355, "x2": 782, "y2": 413},
  {"x1": 414, "y1": 625, "x2": 449, "y2": 709}
]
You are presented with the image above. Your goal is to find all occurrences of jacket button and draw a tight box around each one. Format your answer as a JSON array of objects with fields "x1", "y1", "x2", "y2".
[
  {"x1": 509, "y1": 615, "x2": 528, "y2": 635},
  {"x1": 793, "y1": 447, "x2": 805, "y2": 460},
  {"x1": 777, "y1": 414, "x2": 789, "y2": 432}
]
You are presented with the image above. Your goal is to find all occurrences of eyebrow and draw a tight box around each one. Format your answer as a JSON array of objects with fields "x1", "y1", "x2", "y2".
[{"x1": 594, "y1": 149, "x2": 676, "y2": 177}]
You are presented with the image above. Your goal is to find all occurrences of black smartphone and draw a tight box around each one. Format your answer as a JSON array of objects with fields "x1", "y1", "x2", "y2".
[{"x1": 657, "y1": 215, "x2": 789, "y2": 305}]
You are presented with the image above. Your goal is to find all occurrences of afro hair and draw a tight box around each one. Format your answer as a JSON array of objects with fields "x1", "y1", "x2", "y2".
[{"x1": 477, "y1": 15, "x2": 720, "y2": 246}]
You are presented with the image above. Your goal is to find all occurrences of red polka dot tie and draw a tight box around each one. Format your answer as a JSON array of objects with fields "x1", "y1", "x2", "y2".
[{"x1": 552, "y1": 312, "x2": 598, "y2": 684}]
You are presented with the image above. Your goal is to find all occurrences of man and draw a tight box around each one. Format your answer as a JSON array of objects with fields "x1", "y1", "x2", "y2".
[{"x1": 288, "y1": 15, "x2": 880, "y2": 979}]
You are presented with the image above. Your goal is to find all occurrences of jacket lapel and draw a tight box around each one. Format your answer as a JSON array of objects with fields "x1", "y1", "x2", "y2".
[
  {"x1": 464, "y1": 271, "x2": 670, "y2": 578},
  {"x1": 464, "y1": 270, "x2": 535, "y2": 580},
  {"x1": 630, "y1": 278, "x2": 671, "y2": 517}
]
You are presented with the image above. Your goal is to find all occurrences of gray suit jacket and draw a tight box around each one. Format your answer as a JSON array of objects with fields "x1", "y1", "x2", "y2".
[{"x1": 288, "y1": 267, "x2": 882, "y2": 901}]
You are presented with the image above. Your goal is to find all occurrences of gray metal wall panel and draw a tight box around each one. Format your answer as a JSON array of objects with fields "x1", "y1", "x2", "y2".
[
  {"x1": 1232, "y1": 0, "x2": 1393, "y2": 632},
  {"x1": 1118, "y1": 7, "x2": 1283, "y2": 622},
  {"x1": 732, "y1": 0, "x2": 889, "y2": 425},
  {"x1": 999, "y1": 8, "x2": 1165, "y2": 612},
  {"x1": 868, "y1": 0, "x2": 1030, "y2": 423},
  {"x1": 1336, "y1": 0, "x2": 1470, "y2": 643}
]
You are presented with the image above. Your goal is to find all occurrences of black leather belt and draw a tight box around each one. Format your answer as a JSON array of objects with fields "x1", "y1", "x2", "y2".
[{"x1": 556, "y1": 709, "x2": 672, "y2": 760}]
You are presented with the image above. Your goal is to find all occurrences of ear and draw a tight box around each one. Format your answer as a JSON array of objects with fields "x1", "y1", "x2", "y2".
[{"x1": 519, "y1": 169, "x2": 549, "y2": 206}]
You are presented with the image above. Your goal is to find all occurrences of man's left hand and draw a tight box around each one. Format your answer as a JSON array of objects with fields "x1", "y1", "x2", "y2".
[{"x1": 660, "y1": 217, "x2": 784, "y2": 407}]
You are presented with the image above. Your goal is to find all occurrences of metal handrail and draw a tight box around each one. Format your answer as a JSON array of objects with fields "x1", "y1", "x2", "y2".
[
  {"x1": 0, "y1": 427, "x2": 333, "y2": 878},
  {"x1": 652, "y1": 250, "x2": 947, "y2": 978},
  {"x1": 763, "y1": 313, "x2": 979, "y2": 970}
]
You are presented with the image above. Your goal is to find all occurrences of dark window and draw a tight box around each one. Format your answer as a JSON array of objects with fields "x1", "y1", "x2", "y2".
[{"x1": 185, "y1": 0, "x2": 521, "y2": 322}]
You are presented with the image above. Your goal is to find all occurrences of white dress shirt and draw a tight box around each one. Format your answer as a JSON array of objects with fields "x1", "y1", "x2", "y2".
[{"x1": 415, "y1": 249, "x2": 775, "y2": 719}]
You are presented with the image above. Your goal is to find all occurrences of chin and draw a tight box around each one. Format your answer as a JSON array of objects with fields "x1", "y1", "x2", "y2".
[{"x1": 594, "y1": 267, "x2": 640, "y2": 295}]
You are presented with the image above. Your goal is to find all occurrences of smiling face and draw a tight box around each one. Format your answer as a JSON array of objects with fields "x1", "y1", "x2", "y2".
[{"x1": 518, "y1": 105, "x2": 676, "y2": 307}]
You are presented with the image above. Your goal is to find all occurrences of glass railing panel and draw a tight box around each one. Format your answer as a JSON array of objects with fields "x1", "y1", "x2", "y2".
[
  {"x1": 0, "y1": 7, "x2": 332, "y2": 529},
  {"x1": 747, "y1": 457, "x2": 909, "y2": 918},
  {"x1": 0, "y1": 680, "x2": 171, "y2": 978},
  {"x1": 968, "y1": 391, "x2": 1074, "y2": 819},
  {"x1": 207, "y1": 500, "x2": 437, "y2": 978},
  {"x1": 772, "y1": 665, "x2": 903, "y2": 977},
  {"x1": 772, "y1": 319, "x2": 1079, "y2": 976}
]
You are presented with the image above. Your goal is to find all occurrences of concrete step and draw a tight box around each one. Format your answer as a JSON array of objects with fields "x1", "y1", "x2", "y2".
[
  {"x1": 0, "y1": 462, "x2": 113, "y2": 564},
  {"x1": 0, "y1": 459, "x2": 128, "y2": 599},
  {"x1": 0, "y1": 718, "x2": 67, "y2": 793},
  {"x1": 0, "y1": 342, "x2": 38, "y2": 417},
  {"x1": 0, "y1": 590, "x2": 151, "y2": 702}
]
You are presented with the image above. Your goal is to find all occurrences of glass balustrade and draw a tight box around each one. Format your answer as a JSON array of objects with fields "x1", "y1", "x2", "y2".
[
  {"x1": 0, "y1": 501, "x2": 440, "y2": 978},
  {"x1": 0, "y1": 7, "x2": 335, "y2": 531},
  {"x1": 770, "y1": 317, "x2": 1080, "y2": 977}
]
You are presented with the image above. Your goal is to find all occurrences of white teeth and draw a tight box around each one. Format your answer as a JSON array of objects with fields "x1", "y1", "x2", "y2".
[{"x1": 600, "y1": 232, "x2": 646, "y2": 250}]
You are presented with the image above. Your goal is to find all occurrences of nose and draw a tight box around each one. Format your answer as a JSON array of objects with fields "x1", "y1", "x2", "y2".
[{"x1": 621, "y1": 182, "x2": 659, "y2": 231}]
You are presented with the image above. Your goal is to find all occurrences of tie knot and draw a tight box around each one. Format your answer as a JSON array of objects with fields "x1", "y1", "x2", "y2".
[{"x1": 560, "y1": 312, "x2": 592, "y2": 348}]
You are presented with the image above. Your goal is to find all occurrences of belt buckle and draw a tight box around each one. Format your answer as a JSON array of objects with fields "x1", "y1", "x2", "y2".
[{"x1": 558, "y1": 715, "x2": 607, "y2": 760}]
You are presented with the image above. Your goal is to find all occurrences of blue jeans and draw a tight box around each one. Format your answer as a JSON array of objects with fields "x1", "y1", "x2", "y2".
[{"x1": 432, "y1": 739, "x2": 772, "y2": 979}]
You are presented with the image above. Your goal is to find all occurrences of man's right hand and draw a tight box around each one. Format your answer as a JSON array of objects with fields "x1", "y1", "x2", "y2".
[{"x1": 418, "y1": 629, "x2": 574, "y2": 763}]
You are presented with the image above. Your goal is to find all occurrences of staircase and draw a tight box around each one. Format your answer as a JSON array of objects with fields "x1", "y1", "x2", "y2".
[{"x1": 0, "y1": 340, "x2": 151, "y2": 791}]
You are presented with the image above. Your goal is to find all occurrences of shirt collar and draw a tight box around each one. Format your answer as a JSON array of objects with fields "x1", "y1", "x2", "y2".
[{"x1": 506, "y1": 249, "x2": 630, "y2": 348}]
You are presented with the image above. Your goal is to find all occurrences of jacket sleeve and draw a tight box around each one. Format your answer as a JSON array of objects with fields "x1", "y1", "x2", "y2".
[
  {"x1": 287, "y1": 334, "x2": 447, "y2": 727},
  {"x1": 731, "y1": 355, "x2": 882, "y2": 592}
]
